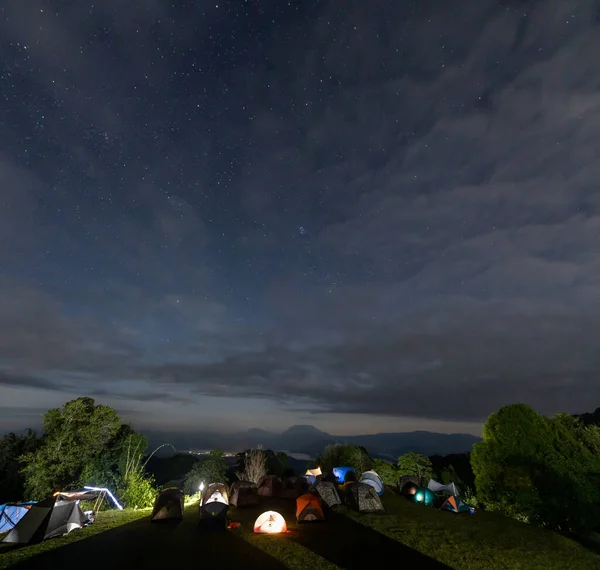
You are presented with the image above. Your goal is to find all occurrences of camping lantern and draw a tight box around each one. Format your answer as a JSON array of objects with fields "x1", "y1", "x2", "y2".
[
  {"x1": 199, "y1": 482, "x2": 205, "y2": 492},
  {"x1": 253, "y1": 511, "x2": 287, "y2": 534}
]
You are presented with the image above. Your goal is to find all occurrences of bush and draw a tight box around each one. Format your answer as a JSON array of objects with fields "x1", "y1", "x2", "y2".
[{"x1": 118, "y1": 470, "x2": 156, "y2": 509}]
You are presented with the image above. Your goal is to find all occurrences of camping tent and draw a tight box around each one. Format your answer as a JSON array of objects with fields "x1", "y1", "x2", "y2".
[
  {"x1": 398, "y1": 474, "x2": 422, "y2": 492},
  {"x1": 359, "y1": 470, "x2": 384, "y2": 496},
  {"x1": 349, "y1": 483, "x2": 384, "y2": 513},
  {"x1": 199, "y1": 499, "x2": 229, "y2": 531},
  {"x1": 229, "y1": 481, "x2": 259, "y2": 507},
  {"x1": 413, "y1": 487, "x2": 436, "y2": 507},
  {"x1": 2, "y1": 496, "x2": 89, "y2": 544},
  {"x1": 400, "y1": 481, "x2": 418, "y2": 497},
  {"x1": 150, "y1": 488, "x2": 183, "y2": 522},
  {"x1": 253, "y1": 511, "x2": 287, "y2": 534},
  {"x1": 0, "y1": 503, "x2": 36, "y2": 534},
  {"x1": 305, "y1": 468, "x2": 322, "y2": 478},
  {"x1": 202, "y1": 482, "x2": 229, "y2": 505},
  {"x1": 332, "y1": 466, "x2": 356, "y2": 484},
  {"x1": 296, "y1": 494, "x2": 324, "y2": 523},
  {"x1": 257, "y1": 475, "x2": 282, "y2": 498},
  {"x1": 427, "y1": 479, "x2": 459, "y2": 496},
  {"x1": 440, "y1": 495, "x2": 471, "y2": 514},
  {"x1": 280, "y1": 476, "x2": 308, "y2": 499},
  {"x1": 314, "y1": 481, "x2": 341, "y2": 508}
]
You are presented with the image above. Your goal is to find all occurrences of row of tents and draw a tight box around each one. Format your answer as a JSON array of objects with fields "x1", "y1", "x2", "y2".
[
  {"x1": 150, "y1": 476, "x2": 384, "y2": 533},
  {"x1": 399, "y1": 476, "x2": 474, "y2": 514}
]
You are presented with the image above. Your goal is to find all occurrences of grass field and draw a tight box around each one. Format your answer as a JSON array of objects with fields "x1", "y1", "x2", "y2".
[
  {"x1": 1, "y1": 490, "x2": 599, "y2": 569},
  {"x1": 0, "y1": 508, "x2": 151, "y2": 569},
  {"x1": 345, "y1": 491, "x2": 600, "y2": 570}
]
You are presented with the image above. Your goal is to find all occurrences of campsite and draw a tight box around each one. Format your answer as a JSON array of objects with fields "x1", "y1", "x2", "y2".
[
  {"x1": 2, "y1": 400, "x2": 600, "y2": 569},
  {"x1": 2, "y1": 467, "x2": 600, "y2": 569}
]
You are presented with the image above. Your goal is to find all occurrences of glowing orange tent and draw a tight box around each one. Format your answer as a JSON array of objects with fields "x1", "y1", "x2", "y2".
[
  {"x1": 296, "y1": 494, "x2": 324, "y2": 523},
  {"x1": 253, "y1": 511, "x2": 287, "y2": 534},
  {"x1": 304, "y1": 467, "x2": 322, "y2": 478}
]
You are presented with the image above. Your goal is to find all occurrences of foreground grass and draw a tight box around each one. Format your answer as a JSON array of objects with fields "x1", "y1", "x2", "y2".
[
  {"x1": 347, "y1": 491, "x2": 600, "y2": 570},
  {"x1": 0, "y1": 508, "x2": 150, "y2": 569}
]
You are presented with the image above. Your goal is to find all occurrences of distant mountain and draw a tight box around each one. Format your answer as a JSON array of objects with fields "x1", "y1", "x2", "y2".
[{"x1": 146, "y1": 424, "x2": 481, "y2": 459}]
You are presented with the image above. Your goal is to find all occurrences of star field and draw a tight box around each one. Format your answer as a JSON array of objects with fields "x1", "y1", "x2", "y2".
[{"x1": 1, "y1": 0, "x2": 600, "y2": 437}]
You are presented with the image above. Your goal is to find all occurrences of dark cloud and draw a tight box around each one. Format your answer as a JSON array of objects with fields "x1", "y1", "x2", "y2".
[
  {"x1": 0, "y1": 369, "x2": 64, "y2": 392},
  {"x1": 1, "y1": 1, "x2": 599, "y2": 432}
]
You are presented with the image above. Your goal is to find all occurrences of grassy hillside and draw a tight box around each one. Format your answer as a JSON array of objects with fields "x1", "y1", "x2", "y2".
[
  {"x1": 1, "y1": 491, "x2": 598, "y2": 569},
  {"x1": 346, "y1": 491, "x2": 600, "y2": 570}
]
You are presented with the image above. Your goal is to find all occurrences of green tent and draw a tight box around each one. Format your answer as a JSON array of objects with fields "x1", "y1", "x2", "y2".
[
  {"x1": 412, "y1": 487, "x2": 436, "y2": 506},
  {"x1": 440, "y1": 495, "x2": 471, "y2": 513}
]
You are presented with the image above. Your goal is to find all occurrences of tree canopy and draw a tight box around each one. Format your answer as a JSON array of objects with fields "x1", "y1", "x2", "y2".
[
  {"x1": 21, "y1": 397, "x2": 122, "y2": 499},
  {"x1": 397, "y1": 452, "x2": 433, "y2": 482},
  {"x1": 471, "y1": 404, "x2": 600, "y2": 531},
  {"x1": 18, "y1": 397, "x2": 156, "y2": 507},
  {"x1": 371, "y1": 458, "x2": 398, "y2": 485},
  {"x1": 317, "y1": 443, "x2": 372, "y2": 473}
]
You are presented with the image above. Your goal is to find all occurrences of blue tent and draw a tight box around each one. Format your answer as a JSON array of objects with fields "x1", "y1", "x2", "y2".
[
  {"x1": 0, "y1": 502, "x2": 36, "y2": 534},
  {"x1": 332, "y1": 466, "x2": 356, "y2": 484}
]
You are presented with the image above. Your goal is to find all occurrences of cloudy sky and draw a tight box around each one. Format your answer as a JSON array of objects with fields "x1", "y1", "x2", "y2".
[{"x1": 1, "y1": 0, "x2": 599, "y2": 439}]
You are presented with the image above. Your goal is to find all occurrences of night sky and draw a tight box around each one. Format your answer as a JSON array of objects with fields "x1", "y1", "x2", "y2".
[{"x1": 1, "y1": 1, "x2": 599, "y2": 438}]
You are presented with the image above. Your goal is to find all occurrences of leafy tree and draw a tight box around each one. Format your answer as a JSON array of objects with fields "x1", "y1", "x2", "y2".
[
  {"x1": 472, "y1": 404, "x2": 600, "y2": 531},
  {"x1": 183, "y1": 449, "x2": 227, "y2": 494},
  {"x1": 372, "y1": 459, "x2": 398, "y2": 486},
  {"x1": 21, "y1": 398, "x2": 122, "y2": 499},
  {"x1": 317, "y1": 443, "x2": 372, "y2": 473},
  {"x1": 397, "y1": 452, "x2": 433, "y2": 481},
  {"x1": 0, "y1": 430, "x2": 39, "y2": 502},
  {"x1": 236, "y1": 448, "x2": 267, "y2": 483}
]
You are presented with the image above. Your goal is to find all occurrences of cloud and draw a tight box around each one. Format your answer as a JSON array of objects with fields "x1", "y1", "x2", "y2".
[{"x1": 2, "y1": 0, "x2": 600, "y2": 432}]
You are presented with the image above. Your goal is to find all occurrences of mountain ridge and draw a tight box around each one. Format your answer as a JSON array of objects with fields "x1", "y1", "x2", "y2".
[{"x1": 146, "y1": 424, "x2": 481, "y2": 459}]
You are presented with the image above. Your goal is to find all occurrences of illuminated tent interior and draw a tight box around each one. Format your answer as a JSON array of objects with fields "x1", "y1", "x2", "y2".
[
  {"x1": 253, "y1": 511, "x2": 287, "y2": 534},
  {"x1": 413, "y1": 487, "x2": 437, "y2": 506},
  {"x1": 202, "y1": 482, "x2": 229, "y2": 505},
  {"x1": 332, "y1": 466, "x2": 356, "y2": 484}
]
